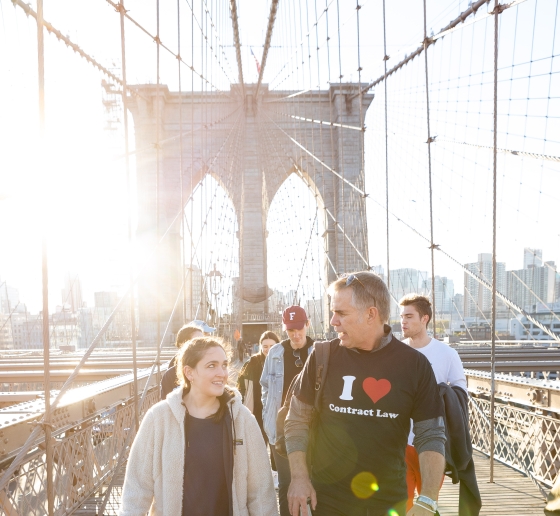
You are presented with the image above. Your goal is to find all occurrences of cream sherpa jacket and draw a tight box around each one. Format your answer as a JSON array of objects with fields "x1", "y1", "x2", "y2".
[{"x1": 119, "y1": 386, "x2": 278, "y2": 516}]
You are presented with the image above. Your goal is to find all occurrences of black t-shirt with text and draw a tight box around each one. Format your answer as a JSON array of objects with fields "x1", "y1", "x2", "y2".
[{"x1": 296, "y1": 337, "x2": 443, "y2": 512}]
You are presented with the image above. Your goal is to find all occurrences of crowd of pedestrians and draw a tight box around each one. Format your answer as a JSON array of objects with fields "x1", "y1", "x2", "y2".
[{"x1": 120, "y1": 270, "x2": 480, "y2": 516}]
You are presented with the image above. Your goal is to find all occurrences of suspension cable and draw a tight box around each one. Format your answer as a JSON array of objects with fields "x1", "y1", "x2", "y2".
[
  {"x1": 382, "y1": 0, "x2": 390, "y2": 292},
  {"x1": 350, "y1": 0, "x2": 518, "y2": 99},
  {"x1": 12, "y1": 0, "x2": 145, "y2": 99},
  {"x1": 155, "y1": 0, "x2": 162, "y2": 389},
  {"x1": 230, "y1": 0, "x2": 245, "y2": 97},
  {"x1": 256, "y1": 0, "x2": 280, "y2": 97},
  {"x1": 422, "y1": 0, "x2": 437, "y2": 338},
  {"x1": 105, "y1": 0, "x2": 225, "y2": 94}
]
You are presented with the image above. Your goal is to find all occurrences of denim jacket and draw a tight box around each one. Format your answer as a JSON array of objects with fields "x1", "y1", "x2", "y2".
[{"x1": 260, "y1": 337, "x2": 314, "y2": 445}]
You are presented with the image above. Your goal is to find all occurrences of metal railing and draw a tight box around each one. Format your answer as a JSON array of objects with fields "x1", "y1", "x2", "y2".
[
  {"x1": 0, "y1": 370, "x2": 160, "y2": 515},
  {"x1": 469, "y1": 395, "x2": 558, "y2": 495},
  {"x1": 1, "y1": 367, "x2": 559, "y2": 514},
  {"x1": 466, "y1": 369, "x2": 560, "y2": 496}
]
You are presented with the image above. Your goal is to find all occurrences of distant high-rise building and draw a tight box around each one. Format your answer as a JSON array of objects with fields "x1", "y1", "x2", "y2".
[
  {"x1": 390, "y1": 269, "x2": 429, "y2": 298},
  {"x1": 61, "y1": 272, "x2": 83, "y2": 312},
  {"x1": 0, "y1": 279, "x2": 20, "y2": 314},
  {"x1": 389, "y1": 268, "x2": 429, "y2": 317},
  {"x1": 524, "y1": 248, "x2": 543, "y2": 269},
  {"x1": 0, "y1": 314, "x2": 13, "y2": 349},
  {"x1": 432, "y1": 276, "x2": 454, "y2": 314},
  {"x1": 453, "y1": 293, "x2": 464, "y2": 315},
  {"x1": 464, "y1": 253, "x2": 506, "y2": 318},
  {"x1": 507, "y1": 260, "x2": 556, "y2": 311},
  {"x1": 11, "y1": 313, "x2": 42, "y2": 349}
]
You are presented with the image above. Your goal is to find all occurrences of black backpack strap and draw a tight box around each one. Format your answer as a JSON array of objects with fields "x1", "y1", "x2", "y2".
[{"x1": 313, "y1": 341, "x2": 332, "y2": 411}]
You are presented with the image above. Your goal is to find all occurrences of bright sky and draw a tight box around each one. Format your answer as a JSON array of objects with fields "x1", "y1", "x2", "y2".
[{"x1": 0, "y1": 0, "x2": 558, "y2": 314}]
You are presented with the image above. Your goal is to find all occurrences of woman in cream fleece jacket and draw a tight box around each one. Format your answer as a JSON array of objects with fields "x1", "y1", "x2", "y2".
[{"x1": 120, "y1": 337, "x2": 278, "y2": 516}]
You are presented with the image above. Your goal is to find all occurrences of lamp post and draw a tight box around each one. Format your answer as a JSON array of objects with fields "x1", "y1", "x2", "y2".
[{"x1": 208, "y1": 264, "x2": 223, "y2": 330}]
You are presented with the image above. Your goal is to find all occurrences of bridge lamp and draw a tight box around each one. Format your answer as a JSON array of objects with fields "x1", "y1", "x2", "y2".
[{"x1": 207, "y1": 264, "x2": 223, "y2": 327}]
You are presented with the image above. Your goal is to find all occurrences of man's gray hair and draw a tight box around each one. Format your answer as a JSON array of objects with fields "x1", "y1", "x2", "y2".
[{"x1": 327, "y1": 271, "x2": 391, "y2": 323}]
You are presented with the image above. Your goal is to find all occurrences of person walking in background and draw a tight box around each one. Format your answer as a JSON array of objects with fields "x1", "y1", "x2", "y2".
[
  {"x1": 160, "y1": 322, "x2": 204, "y2": 400},
  {"x1": 120, "y1": 336, "x2": 278, "y2": 516},
  {"x1": 400, "y1": 294, "x2": 478, "y2": 514},
  {"x1": 237, "y1": 330, "x2": 280, "y2": 438},
  {"x1": 237, "y1": 338, "x2": 245, "y2": 363},
  {"x1": 261, "y1": 306, "x2": 314, "y2": 516}
]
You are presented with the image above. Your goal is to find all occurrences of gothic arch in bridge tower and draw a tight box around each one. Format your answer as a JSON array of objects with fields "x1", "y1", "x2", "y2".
[{"x1": 128, "y1": 83, "x2": 373, "y2": 342}]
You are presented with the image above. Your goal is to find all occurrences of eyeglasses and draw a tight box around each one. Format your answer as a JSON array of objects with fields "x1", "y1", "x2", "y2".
[
  {"x1": 345, "y1": 274, "x2": 366, "y2": 289},
  {"x1": 293, "y1": 349, "x2": 304, "y2": 368},
  {"x1": 343, "y1": 274, "x2": 377, "y2": 307}
]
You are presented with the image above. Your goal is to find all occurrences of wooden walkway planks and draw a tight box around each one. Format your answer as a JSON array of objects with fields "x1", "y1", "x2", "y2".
[{"x1": 438, "y1": 450, "x2": 546, "y2": 515}]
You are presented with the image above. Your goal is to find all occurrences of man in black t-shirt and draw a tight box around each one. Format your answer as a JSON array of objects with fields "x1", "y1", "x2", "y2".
[{"x1": 285, "y1": 272, "x2": 446, "y2": 516}]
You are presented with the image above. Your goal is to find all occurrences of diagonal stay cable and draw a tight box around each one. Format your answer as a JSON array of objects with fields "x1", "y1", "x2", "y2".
[
  {"x1": 262, "y1": 111, "x2": 367, "y2": 196},
  {"x1": 258, "y1": 114, "x2": 368, "y2": 274},
  {"x1": 293, "y1": 210, "x2": 319, "y2": 303},
  {"x1": 261, "y1": 117, "x2": 369, "y2": 267},
  {"x1": 510, "y1": 272, "x2": 560, "y2": 326},
  {"x1": 349, "y1": 0, "x2": 525, "y2": 100},
  {"x1": 184, "y1": 115, "x2": 244, "y2": 268},
  {"x1": 436, "y1": 137, "x2": 560, "y2": 163},
  {"x1": 272, "y1": 110, "x2": 362, "y2": 131},
  {"x1": 324, "y1": 206, "x2": 369, "y2": 267},
  {"x1": 11, "y1": 0, "x2": 146, "y2": 100}
]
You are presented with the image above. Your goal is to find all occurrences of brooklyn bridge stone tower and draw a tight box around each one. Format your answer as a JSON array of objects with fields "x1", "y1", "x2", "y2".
[{"x1": 128, "y1": 83, "x2": 373, "y2": 341}]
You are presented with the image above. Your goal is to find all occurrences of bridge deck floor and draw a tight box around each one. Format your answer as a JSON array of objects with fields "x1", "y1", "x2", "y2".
[{"x1": 438, "y1": 450, "x2": 545, "y2": 515}]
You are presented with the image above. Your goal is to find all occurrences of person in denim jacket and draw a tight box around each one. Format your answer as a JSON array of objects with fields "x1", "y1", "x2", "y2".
[{"x1": 261, "y1": 306, "x2": 314, "y2": 516}]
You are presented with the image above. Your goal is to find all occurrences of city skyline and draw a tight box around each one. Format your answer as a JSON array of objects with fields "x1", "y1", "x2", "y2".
[{"x1": 2, "y1": 245, "x2": 557, "y2": 321}]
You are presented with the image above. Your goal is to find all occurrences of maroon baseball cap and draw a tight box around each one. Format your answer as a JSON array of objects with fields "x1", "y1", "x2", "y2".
[{"x1": 282, "y1": 305, "x2": 308, "y2": 330}]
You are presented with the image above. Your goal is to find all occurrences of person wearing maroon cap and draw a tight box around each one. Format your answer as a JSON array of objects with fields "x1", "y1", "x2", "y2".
[{"x1": 261, "y1": 305, "x2": 314, "y2": 516}]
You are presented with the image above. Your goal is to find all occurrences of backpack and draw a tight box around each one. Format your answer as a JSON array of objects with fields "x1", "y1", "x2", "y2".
[{"x1": 275, "y1": 340, "x2": 332, "y2": 458}]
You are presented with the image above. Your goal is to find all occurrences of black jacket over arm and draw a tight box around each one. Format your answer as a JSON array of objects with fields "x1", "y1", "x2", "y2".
[{"x1": 438, "y1": 383, "x2": 482, "y2": 516}]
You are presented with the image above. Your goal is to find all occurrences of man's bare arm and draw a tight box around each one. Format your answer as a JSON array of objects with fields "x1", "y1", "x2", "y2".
[
  {"x1": 285, "y1": 396, "x2": 316, "y2": 515},
  {"x1": 287, "y1": 451, "x2": 317, "y2": 515},
  {"x1": 407, "y1": 417, "x2": 446, "y2": 515},
  {"x1": 418, "y1": 450, "x2": 445, "y2": 500}
]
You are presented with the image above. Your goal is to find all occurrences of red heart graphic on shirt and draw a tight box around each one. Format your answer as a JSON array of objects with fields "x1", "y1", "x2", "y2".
[{"x1": 362, "y1": 378, "x2": 392, "y2": 403}]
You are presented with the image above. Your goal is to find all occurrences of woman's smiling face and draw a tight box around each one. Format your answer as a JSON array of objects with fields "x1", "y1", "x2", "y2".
[{"x1": 184, "y1": 346, "x2": 229, "y2": 397}]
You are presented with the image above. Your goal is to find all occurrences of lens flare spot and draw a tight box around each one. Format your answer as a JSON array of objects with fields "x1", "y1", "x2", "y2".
[
  {"x1": 387, "y1": 510, "x2": 399, "y2": 516},
  {"x1": 351, "y1": 471, "x2": 379, "y2": 499}
]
